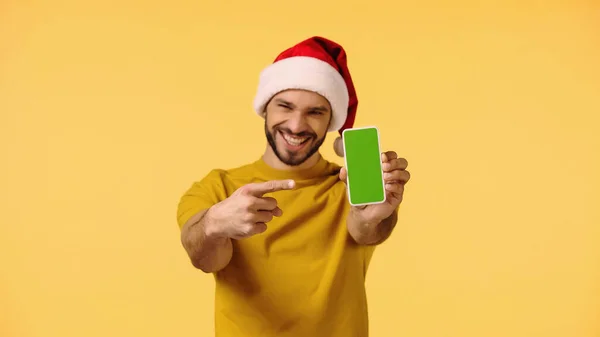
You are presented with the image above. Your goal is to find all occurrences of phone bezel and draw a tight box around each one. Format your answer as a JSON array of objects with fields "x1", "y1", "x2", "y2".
[{"x1": 341, "y1": 126, "x2": 387, "y2": 207}]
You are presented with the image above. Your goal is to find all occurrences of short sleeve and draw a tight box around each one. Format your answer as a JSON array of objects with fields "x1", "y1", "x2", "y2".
[{"x1": 176, "y1": 169, "x2": 228, "y2": 229}]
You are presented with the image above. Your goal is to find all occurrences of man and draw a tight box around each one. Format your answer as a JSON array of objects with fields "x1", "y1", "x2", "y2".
[{"x1": 176, "y1": 36, "x2": 410, "y2": 337}]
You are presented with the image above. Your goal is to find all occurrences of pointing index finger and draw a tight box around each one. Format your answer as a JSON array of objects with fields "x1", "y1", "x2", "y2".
[{"x1": 245, "y1": 179, "x2": 296, "y2": 196}]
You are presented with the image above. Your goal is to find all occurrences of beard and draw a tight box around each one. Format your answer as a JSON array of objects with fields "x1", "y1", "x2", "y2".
[{"x1": 264, "y1": 120, "x2": 326, "y2": 167}]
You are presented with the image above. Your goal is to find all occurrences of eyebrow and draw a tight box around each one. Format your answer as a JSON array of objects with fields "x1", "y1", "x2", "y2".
[
  {"x1": 274, "y1": 98, "x2": 293, "y2": 106},
  {"x1": 274, "y1": 98, "x2": 330, "y2": 112},
  {"x1": 310, "y1": 105, "x2": 330, "y2": 113}
]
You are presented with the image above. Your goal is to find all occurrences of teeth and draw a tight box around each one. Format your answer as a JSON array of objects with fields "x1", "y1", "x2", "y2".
[{"x1": 282, "y1": 132, "x2": 308, "y2": 146}]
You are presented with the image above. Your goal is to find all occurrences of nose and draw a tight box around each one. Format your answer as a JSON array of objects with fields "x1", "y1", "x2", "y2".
[{"x1": 286, "y1": 111, "x2": 309, "y2": 134}]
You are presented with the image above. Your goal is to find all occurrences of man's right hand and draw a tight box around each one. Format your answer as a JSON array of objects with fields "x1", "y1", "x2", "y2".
[{"x1": 205, "y1": 179, "x2": 296, "y2": 240}]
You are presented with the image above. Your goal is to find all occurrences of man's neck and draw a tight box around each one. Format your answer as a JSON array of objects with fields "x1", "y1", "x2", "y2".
[{"x1": 262, "y1": 145, "x2": 322, "y2": 171}]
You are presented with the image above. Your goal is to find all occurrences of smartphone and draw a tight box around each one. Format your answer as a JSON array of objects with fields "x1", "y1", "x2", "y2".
[{"x1": 342, "y1": 126, "x2": 386, "y2": 206}]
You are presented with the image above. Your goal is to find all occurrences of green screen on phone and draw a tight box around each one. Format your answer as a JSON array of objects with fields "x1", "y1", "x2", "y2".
[{"x1": 342, "y1": 127, "x2": 386, "y2": 206}]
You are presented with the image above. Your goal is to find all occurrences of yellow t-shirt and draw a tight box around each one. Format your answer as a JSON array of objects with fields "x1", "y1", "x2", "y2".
[{"x1": 177, "y1": 156, "x2": 377, "y2": 337}]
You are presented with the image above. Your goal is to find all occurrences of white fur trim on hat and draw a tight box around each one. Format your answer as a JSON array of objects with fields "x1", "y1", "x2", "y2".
[{"x1": 253, "y1": 56, "x2": 349, "y2": 132}]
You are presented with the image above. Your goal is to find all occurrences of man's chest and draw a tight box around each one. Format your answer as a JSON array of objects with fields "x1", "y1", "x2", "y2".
[{"x1": 231, "y1": 180, "x2": 351, "y2": 255}]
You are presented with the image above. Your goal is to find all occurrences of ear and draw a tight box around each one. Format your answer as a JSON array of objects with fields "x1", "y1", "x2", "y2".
[{"x1": 333, "y1": 136, "x2": 344, "y2": 157}]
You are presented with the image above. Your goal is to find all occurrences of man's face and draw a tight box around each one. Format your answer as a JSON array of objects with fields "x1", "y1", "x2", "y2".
[{"x1": 264, "y1": 89, "x2": 332, "y2": 166}]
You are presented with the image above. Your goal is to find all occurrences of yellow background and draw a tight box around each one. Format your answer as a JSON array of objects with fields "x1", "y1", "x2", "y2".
[{"x1": 1, "y1": 0, "x2": 599, "y2": 336}]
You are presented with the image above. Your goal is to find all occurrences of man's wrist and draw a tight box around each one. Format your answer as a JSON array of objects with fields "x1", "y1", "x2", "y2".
[
  {"x1": 347, "y1": 208, "x2": 398, "y2": 245},
  {"x1": 202, "y1": 205, "x2": 227, "y2": 241},
  {"x1": 348, "y1": 208, "x2": 377, "y2": 242},
  {"x1": 349, "y1": 207, "x2": 384, "y2": 229}
]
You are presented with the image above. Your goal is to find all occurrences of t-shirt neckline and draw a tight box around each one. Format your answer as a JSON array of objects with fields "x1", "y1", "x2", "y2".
[{"x1": 253, "y1": 155, "x2": 330, "y2": 181}]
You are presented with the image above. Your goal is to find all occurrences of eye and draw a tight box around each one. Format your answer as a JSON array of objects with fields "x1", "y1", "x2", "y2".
[
  {"x1": 309, "y1": 110, "x2": 324, "y2": 115},
  {"x1": 278, "y1": 104, "x2": 292, "y2": 110}
]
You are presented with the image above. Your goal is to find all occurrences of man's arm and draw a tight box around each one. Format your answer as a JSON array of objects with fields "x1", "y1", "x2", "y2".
[
  {"x1": 180, "y1": 207, "x2": 233, "y2": 273},
  {"x1": 340, "y1": 150, "x2": 409, "y2": 246},
  {"x1": 346, "y1": 207, "x2": 399, "y2": 245},
  {"x1": 179, "y1": 179, "x2": 296, "y2": 273}
]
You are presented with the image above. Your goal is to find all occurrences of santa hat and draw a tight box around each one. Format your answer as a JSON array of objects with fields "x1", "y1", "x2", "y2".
[{"x1": 253, "y1": 36, "x2": 358, "y2": 156}]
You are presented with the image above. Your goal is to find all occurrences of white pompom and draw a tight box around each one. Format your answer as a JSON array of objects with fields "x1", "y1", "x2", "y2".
[{"x1": 333, "y1": 136, "x2": 344, "y2": 157}]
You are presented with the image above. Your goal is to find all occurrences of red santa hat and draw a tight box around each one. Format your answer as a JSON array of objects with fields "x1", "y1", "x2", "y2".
[{"x1": 253, "y1": 36, "x2": 358, "y2": 156}]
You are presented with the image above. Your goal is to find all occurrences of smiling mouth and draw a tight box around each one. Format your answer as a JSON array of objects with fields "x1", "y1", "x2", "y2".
[{"x1": 280, "y1": 131, "x2": 311, "y2": 147}]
